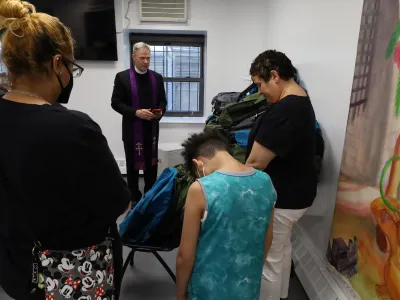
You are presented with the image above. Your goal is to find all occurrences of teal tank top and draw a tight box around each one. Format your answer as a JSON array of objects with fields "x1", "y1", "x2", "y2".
[{"x1": 189, "y1": 169, "x2": 276, "y2": 300}]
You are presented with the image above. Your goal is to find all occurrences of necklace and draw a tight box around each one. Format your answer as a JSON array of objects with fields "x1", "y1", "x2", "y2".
[{"x1": 9, "y1": 89, "x2": 49, "y2": 103}]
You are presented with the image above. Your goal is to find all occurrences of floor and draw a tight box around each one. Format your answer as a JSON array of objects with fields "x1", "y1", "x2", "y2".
[
  {"x1": 117, "y1": 247, "x2": 310, "y2": 300},
  {"x1": 0, "y1": 177, "x2": 310, "y2": 300},
  {"x1": 0, "y1": 230, "x2": 309, "y2": 300}
]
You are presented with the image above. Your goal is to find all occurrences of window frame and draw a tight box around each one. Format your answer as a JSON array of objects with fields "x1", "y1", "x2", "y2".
[{"x1": 129, "y1": 33, "x2": 205, "y2": 117}]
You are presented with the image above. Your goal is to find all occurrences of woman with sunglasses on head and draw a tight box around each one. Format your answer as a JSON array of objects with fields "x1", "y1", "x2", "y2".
[{"x1": 0, "y1": 1, "x2": 131, "y2": 300}]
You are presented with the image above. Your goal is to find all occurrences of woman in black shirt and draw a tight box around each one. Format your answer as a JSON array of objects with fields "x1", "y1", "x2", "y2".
[
  {"x1": 0, "y1": 1, "x2": 131, "y2": 299},
  {"x1": 246, "y1": 50, "x2": 317, "y2": 300}
]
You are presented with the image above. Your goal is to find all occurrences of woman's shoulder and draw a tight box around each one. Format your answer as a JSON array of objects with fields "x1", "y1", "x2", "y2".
[
  {"x1": 0, "y1": 100, "x2": 98, "y2": 132},
  {"x1": 271, "y1": 94, "x2": 313, "y2": 118},
  {"x1": 51, "y1": 104, "x2": 98, "y2": 126},
  {"x1": 43, "y1": 105, "x2": 102, "y2": 141},
  {"x1": 279, "y1": 94, "x2": 310, "y2": 106}
]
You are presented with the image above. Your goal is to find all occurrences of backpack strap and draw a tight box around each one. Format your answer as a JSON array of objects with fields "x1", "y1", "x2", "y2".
[{"x1": 237, "y1": 83, "x2": 256, "y2": 102}]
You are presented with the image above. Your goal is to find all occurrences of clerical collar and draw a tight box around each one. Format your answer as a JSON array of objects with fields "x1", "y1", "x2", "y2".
[{"x1": 135, "y1": 66, "x2": 148, "y2": 75}]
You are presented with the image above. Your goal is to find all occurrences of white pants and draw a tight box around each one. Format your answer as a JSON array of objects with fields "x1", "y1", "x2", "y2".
[{"x1": 260, "y1": 208, "x2": 307, "y2": 300}]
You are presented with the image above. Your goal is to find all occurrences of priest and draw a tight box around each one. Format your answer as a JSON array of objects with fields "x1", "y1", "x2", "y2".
[{"x1": 111, "y1": 42, "x2": 167, "y2": 205}]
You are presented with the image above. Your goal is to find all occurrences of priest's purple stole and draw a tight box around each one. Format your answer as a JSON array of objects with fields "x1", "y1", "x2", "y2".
[{"x1": 129, "y1": 68, "x2": 158, "y2": 170}]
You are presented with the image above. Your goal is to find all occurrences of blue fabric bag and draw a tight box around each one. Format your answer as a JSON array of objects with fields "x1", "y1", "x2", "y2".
[
  {"x1": 234, "y1": 129, "x2": 251, "y2": 147},
  {"x1": 119, "y1": 167, "x2": 178, "y2": 245}
]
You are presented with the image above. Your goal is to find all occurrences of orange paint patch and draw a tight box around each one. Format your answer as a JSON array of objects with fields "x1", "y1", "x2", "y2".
[{"x1": 330, "y1": 179, "x2": 392, "y2": 299}]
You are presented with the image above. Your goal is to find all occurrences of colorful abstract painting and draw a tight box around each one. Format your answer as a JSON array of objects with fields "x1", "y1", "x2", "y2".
[{"x1": 327, "y1": 0, "x2": 400, "y2": 299}]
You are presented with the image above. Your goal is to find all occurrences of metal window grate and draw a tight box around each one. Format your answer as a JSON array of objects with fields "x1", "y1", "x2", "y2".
[
  {"x1": 130, "y1": 34, "x2": 205, "y2": 117},
  {"x1": 349, "y1": 0, "x2": 379, "y2": 121}
]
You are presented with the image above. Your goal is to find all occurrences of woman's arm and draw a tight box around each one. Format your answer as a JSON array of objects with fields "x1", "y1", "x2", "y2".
[
  {"x1": 72, "y1": 118, "x2": 131, "y2": 220},
  {"x1": 246, "y1": 142, "x2": 276, "y2": 170},
  {"x1": 176, "y1": 182, "x2": 205, "y2": 300},
  {"x1": 246, "y1": 108, "x2": 295, "y2": 170}
]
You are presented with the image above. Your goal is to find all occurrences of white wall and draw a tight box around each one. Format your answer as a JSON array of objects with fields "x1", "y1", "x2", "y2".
[
  {"x1": 66, "y1": 0, "x2": 269, "y2": 161},
  {"x1": 66, "y1": 0, "x2": 363, "y2": 261},
  {"x1": 261, "y1": 0, "x2": 363, "y2": 259}
]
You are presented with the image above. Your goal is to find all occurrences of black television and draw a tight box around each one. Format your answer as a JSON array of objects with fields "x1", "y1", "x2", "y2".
[{"x1": 33, "y1": 0, "x2": 118, "y2": 61}]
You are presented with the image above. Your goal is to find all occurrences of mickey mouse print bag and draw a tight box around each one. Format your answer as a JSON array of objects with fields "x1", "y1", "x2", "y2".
[
  {"x1": 32, "y1": 238, "x2": 115, "y2": 300},
  {"x1": 0, "y1": 168, "x2": 116, "y2": 300}
]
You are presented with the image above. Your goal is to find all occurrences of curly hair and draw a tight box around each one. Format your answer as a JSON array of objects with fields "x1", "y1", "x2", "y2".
[
  {"x1": 250, "y1": 50, "x2": 295, "y2": 82},
  {"x1": 181, "y1": 131, "x2": 231, "y2": 176}
]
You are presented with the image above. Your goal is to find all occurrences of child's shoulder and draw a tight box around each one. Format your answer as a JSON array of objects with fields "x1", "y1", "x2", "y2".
[
  {"x1": 253, "y1": 169, "x2": 272, "y2": 181},
  {"x1": 189, "y1": 180, "x2": 203, "y2": 191},
  {"x1": 253, "y1": 170, "x2": 275, "y2": 189}
]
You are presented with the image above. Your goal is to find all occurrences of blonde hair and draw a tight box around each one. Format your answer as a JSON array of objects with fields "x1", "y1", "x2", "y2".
[
  {"x1": 0, "y1": 0, "x2": 74, "y2": 83},
  {"x1": 133, "y1": 42, "x2": 151, "y2": 55}
]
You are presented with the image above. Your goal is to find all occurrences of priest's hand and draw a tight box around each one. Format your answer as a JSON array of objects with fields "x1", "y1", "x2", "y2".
[
  {"x1": 154, "y1": 112, "x2": 163, "y2": 120},
  {"x1": 135, "y1": 109, "x2": 155, "y2": 120}
]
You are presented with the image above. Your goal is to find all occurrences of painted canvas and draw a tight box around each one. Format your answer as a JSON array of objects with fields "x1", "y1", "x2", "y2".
[{"x1": 327, "y1": 0, "x2": 400, "y2": 299}]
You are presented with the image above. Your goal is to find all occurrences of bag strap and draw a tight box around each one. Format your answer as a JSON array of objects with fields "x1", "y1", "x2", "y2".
[{"x1": 237, "y1": 83, "x2": 256, "y2": 102}]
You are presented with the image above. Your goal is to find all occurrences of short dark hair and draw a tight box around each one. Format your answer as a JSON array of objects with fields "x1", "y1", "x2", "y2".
[
  {"x1": 250, "y1": 50, "x2": 295, "y2": 81},
  {"x1": 181, "y1": 131, "x2": 231, "y2": 175}
]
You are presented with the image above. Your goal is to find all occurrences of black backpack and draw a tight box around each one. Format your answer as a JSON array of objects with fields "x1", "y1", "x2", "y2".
[
  {"x1": 211, "y1": 83, "x2": 256, "y2": 116},
  {"x1": 211, "y1": 92, "x2": 241, "y2": 116}
]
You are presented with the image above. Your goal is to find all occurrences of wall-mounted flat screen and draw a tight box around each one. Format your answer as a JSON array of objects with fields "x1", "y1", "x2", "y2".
[{"x1": 33, "y1": 0, "x2": 118, "y2": 61}]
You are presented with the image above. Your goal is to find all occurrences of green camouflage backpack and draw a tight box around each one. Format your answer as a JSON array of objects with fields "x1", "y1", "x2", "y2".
[
  {"x1": 219, "y1": 93, "x2": 269, "y2": 129},
  {"x1": 232, "y1": 144, "x2": 247, "y2": 164}
]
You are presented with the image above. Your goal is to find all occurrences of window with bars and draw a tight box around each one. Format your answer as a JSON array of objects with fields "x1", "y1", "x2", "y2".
[
  {"x1": 130, "y1": 34, "x2": 205, "y2": 117},
  {"x1": 349, "y1": 0, "x2": 379, "y2": 121}
]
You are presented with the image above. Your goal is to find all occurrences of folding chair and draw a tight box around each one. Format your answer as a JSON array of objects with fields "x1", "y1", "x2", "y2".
[{"x1": 121, "y1": 244, "x2": 176, "y2": 283}]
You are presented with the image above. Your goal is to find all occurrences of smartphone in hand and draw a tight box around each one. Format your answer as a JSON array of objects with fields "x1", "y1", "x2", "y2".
[{"x1": 151, "y1": 108, "x2": 162, "y2": 114}]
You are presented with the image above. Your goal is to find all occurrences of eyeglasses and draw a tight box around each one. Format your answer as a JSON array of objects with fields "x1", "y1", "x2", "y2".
[{"x1": 64, "y1": 58, "x2": 84, "y2": 78}]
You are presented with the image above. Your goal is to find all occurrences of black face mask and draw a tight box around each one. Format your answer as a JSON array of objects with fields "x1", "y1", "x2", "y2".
[{"x1": 56, "y1": 62, "x2": 74, "y2": 104}]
